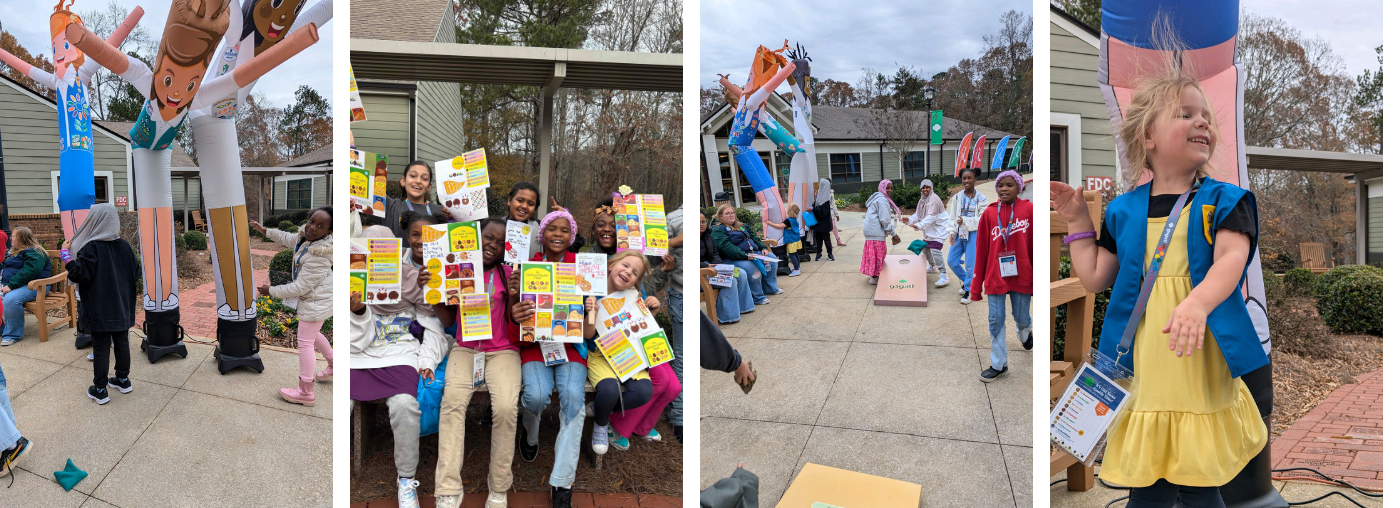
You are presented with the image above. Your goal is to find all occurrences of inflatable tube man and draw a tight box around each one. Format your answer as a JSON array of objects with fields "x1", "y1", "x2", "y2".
[
  {"x1": 190, "y1": 0, "x2": 331, "y2": 334},
  {"x1": 724, "y1": 43, "x2": 796, "y2": 241},
  {"x1": 784, "y1": 44, "x2": 818, "y2": 212},
  {"x1": 69, "y1": 0, "x2": 320, "y2": 337},
  {"x1": 1098, "y1": 1, "x2": 1277, "y2": 504}
]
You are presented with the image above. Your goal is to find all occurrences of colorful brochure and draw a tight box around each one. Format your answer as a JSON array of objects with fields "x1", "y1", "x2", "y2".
[
  {"x1": 504, "y1": 221, "x2": 532, "y2": 265},
  {"x1": 422, "y1": 221, "x2": 485, "y2": 308},
  {"x1": 611, "y1": 191, "x2": 669, "y2": 256},
  {"x1": 349, "y1": 150, "x2": 387, "y2": 217},
  {"x1": 349, "y1": 238, "x2": 401, "y2": 303},
  {"x1": 435, "y1": 149, "x2": 491, "y2": 221}
]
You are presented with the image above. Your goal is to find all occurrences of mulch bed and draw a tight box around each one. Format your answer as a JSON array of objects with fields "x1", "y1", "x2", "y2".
[
  {"x1": 1270, "y1": 333, "x2": 1382, "y2": 437},
  {"x1": 352, "y1": 399, "x2": 682, "y2": 502}
]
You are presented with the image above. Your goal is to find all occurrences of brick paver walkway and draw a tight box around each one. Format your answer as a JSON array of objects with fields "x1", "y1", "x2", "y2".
[
  {"x1": 1270, "y1": 368, "x2": 1383, "y2": 492},
  {"x1": 356, "y1": 492, "x2": 682, "y2": 507},
  {"x1": 134, "y1": 250, "x2": 275, "y2": 338}
]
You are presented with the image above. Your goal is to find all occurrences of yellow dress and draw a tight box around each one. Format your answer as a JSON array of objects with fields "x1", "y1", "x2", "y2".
[{"x1": 1099, "y1": 214, "x2": 1267, "y2": 488}]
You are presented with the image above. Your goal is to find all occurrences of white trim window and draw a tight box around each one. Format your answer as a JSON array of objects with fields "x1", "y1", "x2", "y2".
[
  {"x1": 49, "y1": 171, "x2": 114, "y2": 212},
  {"x1": 829, "y1": 153, "x2": 862, "y2": 183},
  {"x1": 1049, "y1": 112, "x2": 1083, "y2": 186},
  {"x1": 277, "y1": 176, "x2": 316, "y2": 210}
]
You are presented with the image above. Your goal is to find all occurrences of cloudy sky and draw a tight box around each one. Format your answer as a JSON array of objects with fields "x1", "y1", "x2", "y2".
[
  {"x1": 0, "y1": 0, "x2": 332, "y2": 109},
  {"x1": 701, "y1": 0, "x2": 1031, "y2": 85},
  {"x1": 1243, "y1": 0, "x2": 1381, "y2": 77}
]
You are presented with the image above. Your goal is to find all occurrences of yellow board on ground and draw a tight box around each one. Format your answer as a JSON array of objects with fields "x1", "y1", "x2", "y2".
[{"x1": 776, "y1": 463, "x2": 922, "y2": 508}]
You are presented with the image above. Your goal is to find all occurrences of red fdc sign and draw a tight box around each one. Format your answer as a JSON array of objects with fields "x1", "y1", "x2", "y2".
[
  {"x1": 115, "y1": 196, "x2": 128, "y2": 207},
  {"x1": 1085, "y1": 177, "x2": 1113, "y2": 193}
]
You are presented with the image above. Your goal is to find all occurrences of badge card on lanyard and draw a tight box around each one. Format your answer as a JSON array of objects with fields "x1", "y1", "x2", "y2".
[{"x1": 995, "y1": 203, "x2": 1017, "y2": 278}]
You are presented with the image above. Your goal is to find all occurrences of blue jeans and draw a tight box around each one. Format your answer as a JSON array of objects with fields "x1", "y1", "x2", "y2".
[
  {"x1": 666, "y1": 288, "x2": 684, "y2": 427},
  {"x1": 520, "y1": 360, "x2": 587, "y2": 488},
  {"x1": 731, "y1": 259, "x2": 778, "y2": 300},
  {"x1": 947, "y1": 231, "x2": 978, "y2": 292},
  {"x1": 715, "y1": 267, "x2": 755, "y2": 323},
  {"x1": 0, "y1": 362, "x2": 17, "y2": 450},
  {"x1": 987, "y1": 291, "x2": 1032, "y2": 370},
  {"x1": 2, "y1": 286, "x2": 38, "y2": 341}
]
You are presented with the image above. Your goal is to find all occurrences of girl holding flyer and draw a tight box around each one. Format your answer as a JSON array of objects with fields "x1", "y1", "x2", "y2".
[
  {"x1": 511, "y1": 209, "x2": 591, "y2": 506},
  {"x1": 251, "y1": 207, "x2": 334, "y2": 406},
  {"x1": 348, "y1": 225, "x2": 447, "y2": 508},
  {"x1": 428, "y1": 217, "x2": 523, "y2": 508},
  {"x1": 362, "y1": 161, "x2": 442, "y2": 240},
  {"x1": 503, "y1": 181, "x2": 544, "y2": 258},
  {"x1": 1050, "y1": 75, "x2": 1267, "y2": 505},
  {"x1": 580, "y1": 251, "x2": 680, "y2": 454}
]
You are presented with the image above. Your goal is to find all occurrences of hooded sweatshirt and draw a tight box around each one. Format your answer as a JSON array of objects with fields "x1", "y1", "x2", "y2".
[
  {"x1": 347, "y1": 247, "x2": 449, "y2": 371},
  {"x1": 861, "y1": 192, "x2": 897, "y2": 241},
  {"x1": 969, "y1": 197, "x2": 1033, "y2": 299}
]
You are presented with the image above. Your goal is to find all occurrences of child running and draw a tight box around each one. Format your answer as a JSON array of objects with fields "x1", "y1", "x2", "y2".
[
  {"x1": 860, "y1": 179, "x2": 900, "y2": 284},
  {"x1": 767, "y1": 203, "x2": 804, "y2": 276},
  {"x1": 902, "y1": 178, "x2": 953, "y2": 287},
  {"x1": 252, "y1": 207, "x2": 335, "y2": 406},
  {"x1": 968, "y1": 172, "x2": 1033, "y2": 382},
  {"x1": 61, "y1": 204, "x2": 139, "y2": 404},
  {"x1": 429, "y1": 215, "x2": 520, "y2": 508},
  {"x1": 946, "y1": 168, "x2": 989, "y2": 304},
  {"x1": 348, "y1": 225, "x2": 447, "y2": 508},
  {"x1": 1050, "y1": 76, "x2": 1267, "y2": 506}
]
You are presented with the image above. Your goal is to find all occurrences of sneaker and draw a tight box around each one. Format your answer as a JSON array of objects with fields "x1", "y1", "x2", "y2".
[
  {"x1": 591, "y1": 423, "x2": 609, "y2": 455},
  {"x1": 960, "y1": 291, "x2": 971, "y2": 305},
  {"x1": 486, "y1": 491, "x2": 508, "y2": 508},
  {"x1": 0, "y1": 437, "x2": 30, "y2": 477},
  {"x1": 107, "y1": 377, "x2": 133, "y2": 394},
  {"x1": 435, "y1": 494, "x2": 461, "y2": 508},
  {"x1": 828, "y1": 255, "x2": 835, "y2": 261},
  {"x1": 519, "y1": 420, "x2": 539, "y2": 462},
  {"x1": 551, "y1": 486, "x2": 573, "y2": 508},
  {"x1": 608, "y1": 427, "x2": 630, "y2": 451},
  {"x1": 755, "y1": 298, "x2": 771, "y2": 305},
  {"x1": 980, "y1": 365, "x2": 1007, "y2": 382},
  {"x1": 935, "y1": 274, "x2": 949, "y2": 287},
  {"x1": 775, "y1": 288, "x2": 784, "y2": 294},
  {"x1": 641, "y1": 429, "x2": 662, "y2": 442},
  {"x1": 0, "y1": 338, "x2": 14, "y2": 346},
  {"x1": 673, "y1": 425, "x2": 684, "y2": 444},
  {"x1": 397, "y1": 477, "x2": 421, "y2": 508},
  {"x1": 87, "y1": 385, "x2": 110, "y2": 405},
  {"x1": 87, "y1": 353, "x2": 94, "y2": 361},
  {"x1": 1019, "y1": 328, "x2": 1033, "y2": 350},
  {"x1": 787, "y1": 269, "x2": 801, "y2": 277},
  {"x1": 868, "y1": 277, "x2": 878, "y2": 285},
  {"x1": 926, "y1": 265, "x2": 934, "y2": 273}
]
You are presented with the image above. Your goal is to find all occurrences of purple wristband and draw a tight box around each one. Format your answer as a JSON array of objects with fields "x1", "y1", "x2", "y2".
[
  {"x1": 60, "y1": 248, "x2": 72, "y2": 263},
  {"x1": 1063, "y1": 231, "x2": 1096, "y2": 245}
]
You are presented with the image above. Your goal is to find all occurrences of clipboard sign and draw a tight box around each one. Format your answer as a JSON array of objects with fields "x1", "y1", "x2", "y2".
[{"x1": 1049, "y1": 349, "x2": 1134, "y2": 465}]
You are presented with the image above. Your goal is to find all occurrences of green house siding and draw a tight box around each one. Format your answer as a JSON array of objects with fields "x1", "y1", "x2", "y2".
[
  {"x1": 416, "y1": 80, "x2": 463, "y2": 164},
  {"x1": 1367, "y1": 195, "x2": 1381, "y2": 262},
  {"x1": 271, "y1": 175, "x2": 329, "y2": 213},
  {"x1": 1050, "y1": 21, "x2": 1119, "y2": 183},
  {"x1": 350, "y1": 92, "x2": 414, "y2": 178},
  {"x1": 0, "y1": 80, "x2": 130, "y2": 214}
]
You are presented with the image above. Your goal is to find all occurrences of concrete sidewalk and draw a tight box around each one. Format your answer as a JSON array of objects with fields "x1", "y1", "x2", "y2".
[
  {"x1": 701, "y1": 203, "x2": 1032, "y2": 508},
  {"x1": 0, "y1": 320, "x2": 331, "y2": 507}
]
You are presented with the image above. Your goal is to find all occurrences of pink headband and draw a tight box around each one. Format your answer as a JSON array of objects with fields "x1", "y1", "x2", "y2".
[{"x1": 538, "y1": 209, "x2": 577, "y2": 245}]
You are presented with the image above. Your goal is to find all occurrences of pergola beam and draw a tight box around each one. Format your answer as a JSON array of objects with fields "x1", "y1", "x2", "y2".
[
  {"x1": 350, "y1": 39, "x2": 682, "y2": 92},
  {"x1": 538, "y1": 62, "x2": 566, "y2": 220}
]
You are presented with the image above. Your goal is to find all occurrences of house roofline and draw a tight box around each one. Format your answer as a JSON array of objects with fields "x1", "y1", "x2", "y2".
[{"x1": 0, "y1": 72, "x2": 132, "y2": 145}]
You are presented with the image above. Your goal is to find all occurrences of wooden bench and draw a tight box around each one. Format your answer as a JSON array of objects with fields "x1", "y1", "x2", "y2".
[
  {"x1": 699, "y1": 267, "x2": 718, "y2": 323},
  {"x1": 1049, "y1": 191, "x2": 1101, "y2": 491},
  {"x1": 21, "y1": 250, "x2": 77, "y2": 343}
]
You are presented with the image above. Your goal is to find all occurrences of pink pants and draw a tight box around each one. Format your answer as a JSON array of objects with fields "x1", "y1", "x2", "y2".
[
  {"x1": 297, "y1": 320, "x2": 334, "y2": 382},
  {"x1": 610, "y1": 362, "x2": 681, "y2": 438}
]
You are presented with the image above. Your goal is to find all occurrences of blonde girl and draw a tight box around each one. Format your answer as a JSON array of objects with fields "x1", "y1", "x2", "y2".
[
  {"x1": 1050, "y1": 76, "x2": 1267, "y2": 506},
  {"x1": 0, "y1": 228, "x2": 52, "y2": 346}
]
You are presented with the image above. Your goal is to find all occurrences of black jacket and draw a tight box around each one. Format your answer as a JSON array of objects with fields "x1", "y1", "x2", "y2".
[
  {"x1": 699, "y1": 225, "x2": 723, "y2": 266},
  {"x1": 66, "y1": 239, "x2": 140, "y2": 332},
  {"x1": 700, "y1": 313, "x2": 742, "y2": 373},
  {"x1": 810, "y1": 200, "x2": 834, "y2": 232}
]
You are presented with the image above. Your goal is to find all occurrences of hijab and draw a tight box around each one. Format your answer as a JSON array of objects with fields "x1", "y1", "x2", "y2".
[
  {"x1": 69, "y1": 203, "x2": 120, "y2": 255},
  {"x1": 913, "y1": 179, "x2": 945, "y2": 220},
  {"x1": 875, "y1": 179, "x2": 899, "y2": 220},
  {"x1": 814, "y1": 178, "x2": 832, "y2": 206}
]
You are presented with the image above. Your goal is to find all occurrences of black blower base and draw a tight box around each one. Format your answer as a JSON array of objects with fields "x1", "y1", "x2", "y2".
[
  {"x1": 140, "y1": 310, "x2": 187, "y2": 363},
  {"x1": 215, "y1": 318, "x2": 263, "y2": 374}
]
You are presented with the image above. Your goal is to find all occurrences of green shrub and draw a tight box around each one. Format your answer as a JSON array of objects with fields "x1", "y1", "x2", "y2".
[
  {"x1": 855, "y1": 183, "x2": 877, "y2": 206},
  {"x1": 278, "y1": 220, "x2": 297, "y2": 233},
  {"x1": 1282, "y1": 267, "x2": 1316, "y2": 294},
  {"x1": 269, "y1": 249, "x2": 294, "y2": 286},
  {"x1": 262, "y1": 316, "x2": 286, "y2": 337},
  {"x1": 266, "y1": 210, "x2": 311, "y2": 229},
  {"x1": 182, "y1": 231, "x2": 207, "y2": 250},
  {"x1": 700, "y1": 206, "x2": 717, "y2": 220},
  {"x1": 249, "y1": 224, "x2": 267, "y2": 241},
  {"x1": 1314, "y1": 265, "x2": 1383, "y2": 335},
  {"x1": 1052, "y1": 256, "x2": 1111, "y2": 361},
  {"x1": 173, "y1": 232, "x2": 187, "y2": 250},
  {"x1": 321, "y1": 318, "x2": 333, "y2": 336}
]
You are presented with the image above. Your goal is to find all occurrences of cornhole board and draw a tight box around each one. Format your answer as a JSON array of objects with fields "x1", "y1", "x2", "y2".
[
  {"x1": 776, "y1": 463, "x2": 921, "y2": 508},
  {"x1": 873, "y1": 254, "x2": 927, "y2": 307}
]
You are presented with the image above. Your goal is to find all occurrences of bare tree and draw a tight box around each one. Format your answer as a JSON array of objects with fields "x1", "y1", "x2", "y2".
[
  {"x1": 78, "y1": 0, "x2": 156, "y2": 120},
  {"x1": 856, "y1": 107, "x2": 925, "y2": 185}
]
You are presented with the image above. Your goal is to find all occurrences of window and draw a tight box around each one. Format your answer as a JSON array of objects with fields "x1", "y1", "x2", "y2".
[
  {"x1": 93, "y1": 176, "x2": 108, "y2": 203},
  {"x1": 285, "y1": 178, "x2": 312, "y2": 210},
  {"x1": 1050, "y1": 126, "x2": 1068, "y2": 183},
  {"x1": 903, "y1": 152, "x2": 925, "y2": 181},
  {"x1": 829, "y1": 153, "x2": 861, "y2": 183},
  {"x1": 776, "y1": 152, "x2": 792, "y2": 191}
]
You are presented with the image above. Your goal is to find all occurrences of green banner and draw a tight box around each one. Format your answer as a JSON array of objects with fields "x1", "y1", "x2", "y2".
[
  {"x1": 1007, "y1": 137, "x2": 1025, "y2": 168},
  {"x1": 929, "y1": 110, "x2": 943, "y2": 145}
]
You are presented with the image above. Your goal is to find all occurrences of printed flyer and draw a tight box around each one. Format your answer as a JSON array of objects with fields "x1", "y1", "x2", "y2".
[
  {"x1": 503, "y1": 221, "x2": 532, "y2": 265},
  {"x1": 349, "y1": 66, "x2": 367, "y2": 122},
  {"x1": 1050, "y1": 362, "x2": 1131, "y2": 464},
  {"x1": 596, "y1": 289, "x2": 672, "y2": 368},
  {"x1": 596, "y1": 329, "x2": 645, "y2": 380},
  {"x1": 349, "y1": 238, "x2": 401, "y2": 303},
  {"x1": 421, "y1": 222, "x2": 485, "y2": 309},
  {"x1": 574, "y1": 253, "x2": 608, "y2": 297},
  {"x1": 348, "y1": 149, "x2": 387, "y2": 217},
  {"x1": 708, "y1": 263, "x2": 736, "y2": 288},
  {"x1": 612, "y1": 191, "x2": 669, "y2": 255},
  {"x1": 435, "y1": 149, "x2": 491, "y2": 221},
  {"x1": 518, "y1": 262, "x2": 585, "y2": 343}
]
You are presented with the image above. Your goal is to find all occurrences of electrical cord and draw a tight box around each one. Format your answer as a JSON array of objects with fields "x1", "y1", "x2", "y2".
[
  {"x1": 1271, "y1": 467, "x2": 1382, "y2": 497},
  {"x1": 1055, "y1": 467, "x2": 1379, "y2": 507}
]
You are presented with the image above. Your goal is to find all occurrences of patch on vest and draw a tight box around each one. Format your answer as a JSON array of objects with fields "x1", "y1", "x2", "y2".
[{"x1": 1201, "y1": 204, "x2": 1216, "y2": 245}]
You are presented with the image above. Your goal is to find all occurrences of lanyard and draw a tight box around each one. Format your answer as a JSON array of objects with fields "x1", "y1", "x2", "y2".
[
  {"x1": 994, "y1": 201, "x2": 1015, "y2": 243},
  {"x1": 1115, "y1": 181, "x2": 1199, "y2": 365},
  {"x1": 292, "y1": 241, "x2": 310, "y2": 279}
]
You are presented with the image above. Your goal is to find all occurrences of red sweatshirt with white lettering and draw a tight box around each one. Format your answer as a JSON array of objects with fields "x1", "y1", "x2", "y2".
[{"x1": 969, "y1": 197, "x2": 1033, "y2": 300}]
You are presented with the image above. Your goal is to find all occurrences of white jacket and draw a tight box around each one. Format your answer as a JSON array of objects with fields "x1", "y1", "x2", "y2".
[
  {"x1": 908, "y1": 207, "x2": 954, "y2": 243},
  {"x1": 946, "y1": 190, "x2": 990, "y2": 235},
  {"x1": 347, "y1": 249, "x2": 449, "y2": 371},
  {"x1": 267, "y1": 225, "x2": 334, "y2": 321}
]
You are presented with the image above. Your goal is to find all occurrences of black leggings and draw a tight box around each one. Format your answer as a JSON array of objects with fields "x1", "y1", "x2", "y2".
[
  {"x1": 812, "y1": 231, "x2": 834, "y2": 258},
  {"x1": 592, "y1": 377, "x2": 653, "y2": 427},
  {"x1": 91, "y1": 331, "x2": 130, "y2": 388},
  {"x1": 787, "y1": 251, "x2": 801, "y2": 271},
  {"x1": 1126, "y1": 479, "x2": 1224, "y2": 508}
]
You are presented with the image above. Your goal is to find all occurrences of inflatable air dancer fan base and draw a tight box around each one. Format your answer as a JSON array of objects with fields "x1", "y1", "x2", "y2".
[
  {"x1": 1098, "y1": 1, "x2": 1280, "y2": 507},
  {"x1": 215, "y1": 318, "x2": 263, "y2": 374},
  {"x1": 141, "y1": 309, "x2": 188, "y2": 363}
]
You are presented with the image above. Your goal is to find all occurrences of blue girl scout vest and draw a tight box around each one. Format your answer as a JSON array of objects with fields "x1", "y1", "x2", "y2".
[{"x1": 1096, "y1": 177, "x2": 1269, "y2": 378}]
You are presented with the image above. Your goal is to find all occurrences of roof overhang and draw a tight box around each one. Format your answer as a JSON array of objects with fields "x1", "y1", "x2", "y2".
[
  {"x1": 1245, "y1": 146, "x2": 1383, "y2": 175},
  {"x1": 350, "y1": 39, "x2": 682, "y2": 92},
  {"x1": 169, "y1": 167, "x2": 332, "y2": 177}
]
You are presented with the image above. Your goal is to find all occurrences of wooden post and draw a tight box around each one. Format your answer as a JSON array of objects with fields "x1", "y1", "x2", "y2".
[{"x1": 1049, "y1": 191, "x2": 1102, "y2": 492}]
